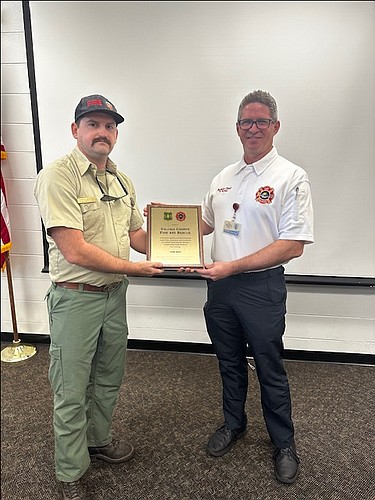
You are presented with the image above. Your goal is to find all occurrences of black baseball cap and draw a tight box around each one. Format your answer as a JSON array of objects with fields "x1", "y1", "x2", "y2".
[{"x1": 74, "y1": 94, "x2": 125, "y2": 124}]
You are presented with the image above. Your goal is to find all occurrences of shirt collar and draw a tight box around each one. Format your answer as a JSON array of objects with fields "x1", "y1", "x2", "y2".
[
  {"x1": 236, "y1": 146, "x2": 278, "y2": 176},
  {"x1": 71, "y1": 146, "x2": 118, "y2": 176}
]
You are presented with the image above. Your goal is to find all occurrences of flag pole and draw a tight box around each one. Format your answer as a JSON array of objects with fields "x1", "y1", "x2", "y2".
[{"x1": 1, "y1": 251, "x2": 37, "y2": 363}]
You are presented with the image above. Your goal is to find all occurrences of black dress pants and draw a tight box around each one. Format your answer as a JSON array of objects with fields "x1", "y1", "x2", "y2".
[{"x1": 203, "y1": 266, "x2": 295, "y2": 449}]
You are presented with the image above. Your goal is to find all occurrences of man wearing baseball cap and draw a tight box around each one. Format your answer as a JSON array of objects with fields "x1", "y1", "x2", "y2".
[{"x1": 34, "y1": 94, "x2": 164, "y2": 499}]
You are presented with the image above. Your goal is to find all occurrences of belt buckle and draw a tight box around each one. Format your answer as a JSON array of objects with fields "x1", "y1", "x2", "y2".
[{"x1": 102, "y1": 282, "x2": 120, "y2": 293}]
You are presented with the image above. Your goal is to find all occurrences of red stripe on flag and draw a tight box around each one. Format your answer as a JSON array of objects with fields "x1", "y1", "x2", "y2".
[{"x1": 1, "y1": 140, "x2": 12, "y2": 271}]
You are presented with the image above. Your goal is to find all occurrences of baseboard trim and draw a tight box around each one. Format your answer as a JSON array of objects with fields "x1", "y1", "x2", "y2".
[{"x1": 1, "y1": 332, "x2": 374, "y2": 365}]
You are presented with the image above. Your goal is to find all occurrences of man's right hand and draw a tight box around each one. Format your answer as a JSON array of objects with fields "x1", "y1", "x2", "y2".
[
  {"x1": 143, "y1": 201, "x2": 170, "y2": 217},
  {"x1": 128, "y1": 261, "x2": 164, "y2": 276}
]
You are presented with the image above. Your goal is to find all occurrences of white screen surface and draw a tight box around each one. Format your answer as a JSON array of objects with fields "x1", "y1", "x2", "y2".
[{"x1": 29, "y1": 1, "x2": 375, "y2": 278}]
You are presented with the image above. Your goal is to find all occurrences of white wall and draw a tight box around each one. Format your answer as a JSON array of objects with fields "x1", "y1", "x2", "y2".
[{"x1": 1, "y1": 1, "x2": 374, "y2": 355}]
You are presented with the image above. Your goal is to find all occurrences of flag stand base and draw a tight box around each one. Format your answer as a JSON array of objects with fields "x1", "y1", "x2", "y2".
[
  {"x1": 1, "y1": 252, "x2": 38, "y2": 363},
  {"x1": 1, "y1": 340, "x2": 37, "y2": 363}
]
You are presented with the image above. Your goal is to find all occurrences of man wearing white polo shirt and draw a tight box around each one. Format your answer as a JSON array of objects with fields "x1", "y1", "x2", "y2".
[{"x1": 198, "y1": 90, "x2": 314, "y2": 484}]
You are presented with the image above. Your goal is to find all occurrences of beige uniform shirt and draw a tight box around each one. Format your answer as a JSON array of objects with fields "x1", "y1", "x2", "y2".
[{"x1": 34, "y1": 147, "x2": 144, "y2": 285}]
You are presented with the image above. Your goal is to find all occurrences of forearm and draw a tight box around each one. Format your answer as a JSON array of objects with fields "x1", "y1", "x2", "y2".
[
  {"x1": 229, "y1": 240, "x2": 305, "y2": 274},
  {"x1": 49, "y1": 226, "x2": 160, "y2": 276},
  {"x1": 63, "y1": 237, "x2": 139, "y2": 275},
  {"x1": 198, "y1": 239, "x2": 305, "y2": 281}
]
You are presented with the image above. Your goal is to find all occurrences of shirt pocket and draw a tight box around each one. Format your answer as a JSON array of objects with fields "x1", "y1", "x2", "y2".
[
  {"x1": 80, "y1": 200, "x2": 104, "y2": 237},
  {"x1": 113, "y1": 197, "x2": 134, "y2": 229}
]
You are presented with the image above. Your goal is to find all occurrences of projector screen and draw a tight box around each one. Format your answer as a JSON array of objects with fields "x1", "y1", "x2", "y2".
[{"x1": 28, "y1": 1, "x2": 375, "y2": 278}]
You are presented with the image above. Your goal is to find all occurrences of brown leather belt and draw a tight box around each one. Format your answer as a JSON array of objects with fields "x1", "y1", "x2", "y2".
[{"x1": 55, "y1": 281, "x2": 122, "y2": 293}]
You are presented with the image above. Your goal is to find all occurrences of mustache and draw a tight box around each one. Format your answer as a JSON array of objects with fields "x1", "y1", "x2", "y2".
[{"x1": 92, "y1": 137, "x2": 112, "y2": 146}]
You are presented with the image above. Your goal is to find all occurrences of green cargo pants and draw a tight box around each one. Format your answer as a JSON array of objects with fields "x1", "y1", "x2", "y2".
[{"x1": 46, "y1": 279, "x2": 129, "y2": 482}]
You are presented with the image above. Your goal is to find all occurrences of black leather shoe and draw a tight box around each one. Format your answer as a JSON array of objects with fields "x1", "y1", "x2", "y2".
[
  {"x1": 60, "y1": 479, "x2": 85, "y2": 499},
  {"x1": 206, "y1": 424, "x2": 247, "y2": 457},
  {"x1": 273, "y1": 445, "x2": 300, "y2": 484},
  {"x1": 88, "y1": 438, "x2": 135, "y2": 464}
]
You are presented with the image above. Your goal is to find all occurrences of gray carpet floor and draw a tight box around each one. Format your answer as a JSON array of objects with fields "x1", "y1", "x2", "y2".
[{"x1": 1, "y1": 342, "x2": 374, "y2": 500}]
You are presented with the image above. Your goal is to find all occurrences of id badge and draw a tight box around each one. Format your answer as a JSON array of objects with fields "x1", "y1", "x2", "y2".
[{"x1": 223, "y1": 219, "x2": 241, "y2": 236}]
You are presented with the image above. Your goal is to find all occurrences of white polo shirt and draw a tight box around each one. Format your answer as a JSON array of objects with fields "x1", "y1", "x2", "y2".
[{"x1": 202, "y1": 146, "x2": 314, "y2": 265}]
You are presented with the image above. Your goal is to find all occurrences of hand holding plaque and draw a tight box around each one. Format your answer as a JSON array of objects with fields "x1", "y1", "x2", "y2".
[{"x1": 146, "y1": 204, "x2": 204, "y2": 269}]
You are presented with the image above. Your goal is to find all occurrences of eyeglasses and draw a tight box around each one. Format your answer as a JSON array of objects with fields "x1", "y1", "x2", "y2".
[
  {"x1": 96, "y1": 173, "x2": 128, "y2": 202},
  {"x1": 238, "y1": 119, "x2": 274, "y2": 130}
]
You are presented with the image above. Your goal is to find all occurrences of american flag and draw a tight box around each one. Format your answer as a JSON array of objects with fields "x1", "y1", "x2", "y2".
[{"x1": 1, "y1": 139, "x2": 12, "y2": 271}]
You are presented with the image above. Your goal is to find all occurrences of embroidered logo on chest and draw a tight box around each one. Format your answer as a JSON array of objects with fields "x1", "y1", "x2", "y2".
[{"x1": 255, "y1": 186, "x2": 275, "y2": 204}]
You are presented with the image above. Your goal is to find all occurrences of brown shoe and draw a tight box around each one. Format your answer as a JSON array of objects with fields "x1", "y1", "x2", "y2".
[
  {"x1": 60, "y1": 479, "x2": 86, "y2": 499},
  {"x1": 88, "y1": 438, "x2": 135, "y2": 464}
]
